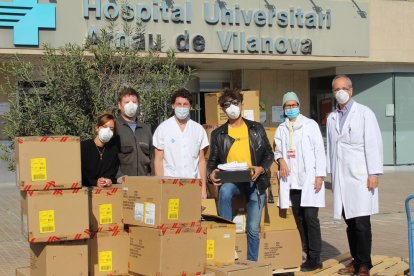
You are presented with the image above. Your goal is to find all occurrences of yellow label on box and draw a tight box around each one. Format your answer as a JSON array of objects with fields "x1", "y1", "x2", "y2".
[
  {"x1": 168, "y1": 198, "x2": 179, "y2": 220},
  {"x1": 206, "y1": 240, "x2": 215, "y2": 260},
  {"x1": 99, "y1": 204, "x2": 113, "y2": 225},
  {"x1": 31, "y1": 158, "x2": 47, "y2": 181},
  {"x1": 39, "y1": 210, "x2": 55, "y2": 233},
  {"x1": 98, "y1": 251, "x2": 112, "y2": 272}
]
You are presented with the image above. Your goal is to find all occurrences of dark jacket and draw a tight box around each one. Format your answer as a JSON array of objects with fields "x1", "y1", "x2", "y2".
[
  {"x1": 80, "y1": 139, "x2": 119, "y2": 186},
  {"x1": 115, "y1": 116, "x2": 153, "y2": 177},
  {"x1": 207, "y1": 118, "x2": 274, "y2": 192}
]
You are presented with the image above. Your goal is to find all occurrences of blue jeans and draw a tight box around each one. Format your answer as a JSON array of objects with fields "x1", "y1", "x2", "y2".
[{"x1": 218, "y1": 182, "x2": 265, "y2": 261}]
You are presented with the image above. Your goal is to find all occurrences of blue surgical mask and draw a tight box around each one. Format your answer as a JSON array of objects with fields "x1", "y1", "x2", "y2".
[{"x1": 285, "y1": 108, "x2": 300, "y2": 119}]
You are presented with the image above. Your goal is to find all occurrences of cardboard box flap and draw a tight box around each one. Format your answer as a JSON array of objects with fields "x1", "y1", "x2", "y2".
[
  {"x1": 123, "y1": 176, "x2": 202, "y2": 187},
  {"x1": 201, "y1": 198, "x2": 218, "y2": 216},
  {"x1": 202, "y1": 214, "x2": 234, "y2": 225}
]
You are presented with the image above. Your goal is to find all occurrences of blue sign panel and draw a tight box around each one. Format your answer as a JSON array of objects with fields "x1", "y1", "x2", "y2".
[{"x1": 0, "y1": 0, "x2": 56, "y2": 46}]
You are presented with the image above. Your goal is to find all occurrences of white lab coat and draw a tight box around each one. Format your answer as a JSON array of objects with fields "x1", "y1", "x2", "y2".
[
  {"x1": 274, "y1": 114, "x2": 326, "y2": 209},
  {"x1": 326, "y1": 101, "x2": 383, "y2": 220}
]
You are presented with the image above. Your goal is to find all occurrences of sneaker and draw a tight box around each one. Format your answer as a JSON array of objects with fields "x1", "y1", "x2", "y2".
[{"x1": 218, "y1": 161, "x2": 249, "y2": 171}]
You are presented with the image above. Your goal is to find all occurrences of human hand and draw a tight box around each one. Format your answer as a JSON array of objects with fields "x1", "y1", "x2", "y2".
[
  {"x1": 314, "y1": 177, "x2": 323, "y2": 192},
  {"x1": 97, "y1": 177, "x2": 106, "y2": 188},
  {"x1": 367, "y1": 175, "x2": 378, "y2": 191},
  {"x1": 279, "y1": 159, "x2": 289, "y2": 180},
  {"x1": 201, "y1": 188, "x2": 207, "y2": 199},
  {"x1": 209, "y1": 169, "x2": 222, "y2": 186},
  {"x1": 117, "y1": 175, "x2": 127, "y2": 184},
  {"x1": 250, "y1": 166, "x2": 264, "y2": 182}
]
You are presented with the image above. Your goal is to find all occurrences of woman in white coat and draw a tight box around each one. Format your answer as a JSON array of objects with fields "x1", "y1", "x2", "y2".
[{"x1": 274, "y1": 92, "x2": 326, "y2": 272}]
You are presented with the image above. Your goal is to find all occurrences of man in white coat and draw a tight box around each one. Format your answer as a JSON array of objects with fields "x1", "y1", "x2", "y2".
[
  {"x1": 327, "y1": 75, "x2": 383, "y2": 276},
  {"x1": 153, "y1": 88, "x2": 209, "y2": 198},
  {"x1": 274, "y1": 92, "x2": 326, "y2": 272}
]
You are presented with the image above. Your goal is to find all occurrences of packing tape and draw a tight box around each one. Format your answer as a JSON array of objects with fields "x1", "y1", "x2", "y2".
[
  {"x1": 60, "y1": 136, "x2": 68, "y2": 142},
  {"x1": 52, "y1": 190, "x2": 63, "y2": 196},
  {"x1": 23, "y1": 184, "x2": 32, "y2": 191},
  {"x1": 72, "y1": 188, "x2": 79, "y2": 193},
  {"x1": 43, "y1": 181, "x2": 56, "y2": 190},
  {"x1": 17, "y1": 138, "x2": 24, "y2": 144},
  {"x1": 28, "y1": 191, "x2": 34, "y2": 196},
  {"x1": 109, "y1": 226, "x2": 119, "y2": 232},
  {"x1": 74, "y1": 233, "x2": 82, "y2": 240},
  {"x1": 40, "y1": 137, "x2": 49, "y2": 142},
  {"x1": 71, "y1": 182, "x2": 79, "y2": 188},
  {"x1": 111, "y1": 230, "x2": 120, "y2": 236},
  {"x1": 47, "y1": 236, "x2": 60, "y2": 242}
]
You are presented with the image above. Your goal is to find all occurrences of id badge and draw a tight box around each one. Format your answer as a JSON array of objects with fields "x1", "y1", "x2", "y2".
[{"x1": 287, "y1": 149, "x2": 296, "y2": 158}]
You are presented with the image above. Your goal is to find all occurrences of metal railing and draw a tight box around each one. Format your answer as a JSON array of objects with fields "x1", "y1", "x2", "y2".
[{"x1": 405, "y1": 194, "x2": 414, "y2": 276}]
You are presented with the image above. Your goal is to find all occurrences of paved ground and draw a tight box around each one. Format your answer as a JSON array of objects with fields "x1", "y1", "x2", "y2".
[{"x1": 0, "y1": 167, "x2": 413, "y2": 275}]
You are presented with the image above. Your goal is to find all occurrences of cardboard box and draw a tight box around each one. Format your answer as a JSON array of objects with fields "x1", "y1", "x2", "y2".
[
  {"x1": 202, "y1": 198, "x2": 218, "y2": 216},
  {"x1": 232, "y1": 196, "x2": 246, "y2": 216},
  {"x1": 15, "y1": 267, "x2": 30, "y2": 276},
  {"x1": 235, "y1": 230, "x2": 302, "y2": 270},
  {"x1": 89, "y1": 230, "x2": 129, "y2": 276},
  {"x1": 122, "y1": 176, "x2": 201, "y2": 228},
  {"x1": 206, "y1": 261, "x2": 272, "y2": 276},
  {"x1": 204, "y1": 91, "x2": 260, "y2": 125},
  {"x1": 264, "y1": 127, "x2": 276, "y2": 151},
  {"x1": 216, "y1": 170, "x2": 252, "y2": 183},
  {"x1": 15, "y1": 136, "x2": 82, "y2": 191},
  {"x1": 30, "y1": 240, "x2": 88, "y2": 276},
  {"x1": 262, "y1": 198, "x2": 297, "y2": 231},
  {"x1": 21, "y1": 188, "x2": 89, "y2": 243},
  {"x1": 89, "y1": 186, "x2": 123, "y2": 232},
  {"x1": 203, "y1": 124, "x2": 220, "y2": 159},
  {"x1": 268, "y1": 162, "x2": 279, "y2": 196},
  {"x1": 202, "y1": 215, "x2": 236, "y2": 266},
  {"x1": 129, "y1": 225, "x2": 206, "y2": 275}
]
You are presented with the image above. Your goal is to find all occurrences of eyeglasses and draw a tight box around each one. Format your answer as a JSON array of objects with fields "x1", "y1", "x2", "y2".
[
  {"x1": 221, "y1": 99, "x2": 240, "y2": 108},
  {"x1": 284, "y1": 104, "x2": 299, "y2": 109}
]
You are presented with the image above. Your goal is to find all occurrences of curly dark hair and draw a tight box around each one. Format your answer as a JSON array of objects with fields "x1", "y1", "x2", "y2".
[
  {"x1": 171, "y1": 88, "x2": 193, "y2": 105},
  {"x1": 218, "y1": 88, "x2": 243, "y2": 107}
]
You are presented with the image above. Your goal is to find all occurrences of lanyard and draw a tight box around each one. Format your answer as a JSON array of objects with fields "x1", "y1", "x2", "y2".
[{"x1": 288, "y1": 121, "x2": 294, "y2": 150}]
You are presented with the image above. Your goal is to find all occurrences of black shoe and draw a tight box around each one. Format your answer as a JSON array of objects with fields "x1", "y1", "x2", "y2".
[{"x1": 301, "y1": 260, "x2": 323, "y2": 272}]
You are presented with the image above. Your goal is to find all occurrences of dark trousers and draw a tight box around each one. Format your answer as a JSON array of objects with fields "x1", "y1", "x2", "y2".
[
  {"x1": 290, "y1": 189, "x2": 322, "y2": 263},
  {"x1": 343, "y1": 213, "x2": 372, "y2": 269}
]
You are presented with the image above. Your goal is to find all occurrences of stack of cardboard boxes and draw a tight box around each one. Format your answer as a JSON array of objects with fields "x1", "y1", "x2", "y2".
[
  {"x1": 202, "y1": 200, "x2": 272, "y2": 275},
  {"x1": 16, "y1": 136, "x2": 129, "y2": 276},
  {"x1": 122, "y1": 176, "x2": 206, "y2": 275},
  {"x1": 88, "y1": 185, "x2": 129, "y2": 276},
  {"x1": 16, "y1": 136, "x2": 89, "y2": 275}
]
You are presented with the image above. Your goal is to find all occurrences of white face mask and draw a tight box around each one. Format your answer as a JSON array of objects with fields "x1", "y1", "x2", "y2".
[
  {"x1": 335, "y1": 89, "x2": 350, "y2": 105},
  {"x1": 174, "y1": 107, "x2": 190, "y2": 120},
  {"x1": 98, "y1": 127, "x2": 113, "y2": 143},
  {"x1": 124, "y1": 101, "x2": 138, "y2": 117},
  {"x1": 225, "y1": 104, "x2": 241, "y2": 120}
]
